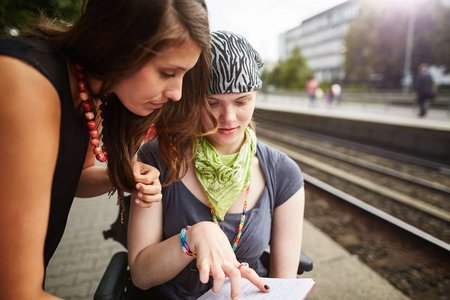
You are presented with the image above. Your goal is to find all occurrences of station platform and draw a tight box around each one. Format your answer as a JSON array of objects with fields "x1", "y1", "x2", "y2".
[
  {"x1": 45, "y1": 193, "x2": 410, "y2": 299},
  {"x1": 257, "y1": 93, "x2": 450, "y2": 131},
  {"x1": 256, "y1": 93, "x2": 450, "y2": 164},
  {"x1": 302, "y1": 220, "x2": 409, "y2": 299}
]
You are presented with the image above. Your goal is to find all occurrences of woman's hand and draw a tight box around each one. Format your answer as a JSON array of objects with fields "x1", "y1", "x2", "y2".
[
  {"x1": 132, "y1": 161, "x2": 162, "y2": 207},
  {"x1": 187, "y1": 222, "x2": 270, "y2": 298}
]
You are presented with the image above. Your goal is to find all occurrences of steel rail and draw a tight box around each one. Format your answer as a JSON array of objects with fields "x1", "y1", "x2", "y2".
[
  {"x1": 303, "y1": 173, "x2": 450, "y2": 252},
  {"x1": 257, "y1": 127, "x2": 450, "y2": 195}
]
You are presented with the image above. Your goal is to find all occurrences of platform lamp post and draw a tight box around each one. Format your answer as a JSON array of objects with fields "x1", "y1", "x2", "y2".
[{"x1": 401, "y1": 4, "x2": 417, "y2": 93}]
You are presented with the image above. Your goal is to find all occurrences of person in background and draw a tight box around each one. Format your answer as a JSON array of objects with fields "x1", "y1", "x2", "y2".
[
  {"x1": 414, "y1": 63, "x2": 436, "y2": 117},
  {"x1": 128, "y1": 30, "x2": 305, "y2": 300},
  {"x1": 326, "y1": 83, "x2": 342, "y2": 107},
  {"x1": 306, "y1": 75, "x2": 319, "y2": 107},
  {"x1": 0, "y1": 0, "x2": 215, "y2": 298}
]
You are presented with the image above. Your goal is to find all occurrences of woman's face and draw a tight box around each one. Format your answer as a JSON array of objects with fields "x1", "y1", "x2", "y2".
[
  {"x1": 205, "y1": 91, "x2": 256, "y2": 155},
  {"x1": 112, "y1": 38, "x2": 201, "y2": 116}
]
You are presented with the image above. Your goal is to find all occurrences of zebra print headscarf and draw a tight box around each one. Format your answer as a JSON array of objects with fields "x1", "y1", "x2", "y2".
[{"x1": 208, "y1": 30, "x2": 263, "y2": 94}]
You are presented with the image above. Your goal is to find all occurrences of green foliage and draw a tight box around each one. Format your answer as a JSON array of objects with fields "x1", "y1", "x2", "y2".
[
  {"x1": 263, "y1": 47, "x2": 312, "y2": 90},
  {"x1": 415, "y1": 0, "x2": 450, "y2": 69},
  {"x1": 345, "y1": 1, "x2": 408, "y2": 88},
  {"x1": 345, "y1": 0, "x2": 450, "y2": 88},
  {"x1": 0, "y1": 0, "x2": 81, "y2": 36}
]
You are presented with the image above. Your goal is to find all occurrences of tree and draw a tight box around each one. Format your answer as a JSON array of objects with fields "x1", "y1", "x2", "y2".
[
  {"x1": 263, "y1": 47, "x2": 312, "y2": 90},
  {"x1": 414, "y1": 0, "x2": 450, "y2": 70},
  {"x1": 345, "y1": 1, "x2": 409, "y2": 88},
  {"x1": 0, "y1": 0, "x2": 81, "y2": 36},
  {"x1": 345, "y1": 0, "x2": 450, "y2": 88}
]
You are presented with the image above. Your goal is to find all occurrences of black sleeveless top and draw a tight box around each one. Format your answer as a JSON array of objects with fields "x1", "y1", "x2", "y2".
[{"x1": 0, "y1": 37, "x2": 89, "y2": 267}]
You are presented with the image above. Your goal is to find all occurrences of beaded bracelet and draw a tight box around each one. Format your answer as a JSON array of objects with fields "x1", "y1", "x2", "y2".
[{"x1": 180, "y1": 226, "x2": 197, "y2": 258}]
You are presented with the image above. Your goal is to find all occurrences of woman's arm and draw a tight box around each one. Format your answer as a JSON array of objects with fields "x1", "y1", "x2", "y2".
[
  {"x1": 127, "y1": 199, "x2": 193, "y2": 289},
  {"x1": 270, "y1": 186, "x2": 305, "y2": 277},
  {"x1": 127, "y1": 195, "x2": 269, "y2": 297},
  {"x1": 76, "y1": 152, "x2": 162, "y2": 207},
  {"x1": 75, "y1": 148, "x2": 112, "y2": 197},
  {"x1": 0, "y1": 56, "x2": 62, "y2": 299}
]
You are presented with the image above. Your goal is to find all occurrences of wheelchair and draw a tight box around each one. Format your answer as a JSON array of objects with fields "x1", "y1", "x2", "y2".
[{"x1": 94, "y1": 196, "x2": 313, "y2": 300}]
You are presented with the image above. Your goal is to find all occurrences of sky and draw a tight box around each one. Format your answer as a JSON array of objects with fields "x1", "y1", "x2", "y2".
[{"x1": 205, "y1": 0, "x2": 348, "y2": 62}]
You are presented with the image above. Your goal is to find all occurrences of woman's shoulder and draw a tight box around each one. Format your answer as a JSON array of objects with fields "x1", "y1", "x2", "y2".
[
  {"x1": 0, "y1": 54, "x2": 60, "y2": 112},
  {"x1": 256, "y1": 140, "x2": 302, "y2": 177},
  {"x1": 0, "y1": 36, "x2": 36, "y2": 54},
  {"x1": 0, "y1": 37, "x2": 58, "y2": 71},
  {"x1": 256, "y1": 141, "x2": 303, "y2": 206},
  {"x1": 0, "y1": 37, "x2": 67, "y2": 93},
  {"x1": 257, "y1": 140, "x2": 294, "y2": 164}
]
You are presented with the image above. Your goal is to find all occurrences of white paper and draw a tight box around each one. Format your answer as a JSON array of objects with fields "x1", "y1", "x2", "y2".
[{"x1": 197, "y1": 277, "x2": 315, "y2": 300}]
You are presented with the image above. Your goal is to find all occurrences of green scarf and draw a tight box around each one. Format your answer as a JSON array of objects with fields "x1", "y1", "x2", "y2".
[{"x1": 194, "y1": 127, "x2": 257, "y2": 220}]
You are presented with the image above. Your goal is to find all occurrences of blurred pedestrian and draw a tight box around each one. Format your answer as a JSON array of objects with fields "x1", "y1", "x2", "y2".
[
  {"x1": 306, "y1": 75, "x2": 319, "y2": 107},
  {"x1": 414, "y1": 63, "x2": 436, "y2": 117},
  {"x1": 326, "y1": 83, "x2": 342, "y2": 107}
]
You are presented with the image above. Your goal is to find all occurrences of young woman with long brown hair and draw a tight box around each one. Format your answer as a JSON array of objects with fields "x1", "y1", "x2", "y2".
[{"x1": 0, "y1": 0, "x2": 215, "y2": 298}]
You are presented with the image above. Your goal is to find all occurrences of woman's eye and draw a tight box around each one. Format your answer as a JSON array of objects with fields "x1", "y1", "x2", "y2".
[{"x1": 160, "y1": 71, "x2": 175, "y2": 78}]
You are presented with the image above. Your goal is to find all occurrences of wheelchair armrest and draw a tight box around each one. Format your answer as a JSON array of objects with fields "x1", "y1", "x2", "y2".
[
  {"x1": 299, "y1": 251, "x2": 313, "y2": 274},
  {"x1": 94, "y1": 251, "x2": 129, "y2": 300},
  {"x1": 260, "y1": 250, "x2": 313, "y2": 275}
]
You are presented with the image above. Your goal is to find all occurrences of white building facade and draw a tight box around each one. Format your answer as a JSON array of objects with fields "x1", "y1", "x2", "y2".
[{"x1": 279, "y1": 0, "x2": 359, "y2": 83}]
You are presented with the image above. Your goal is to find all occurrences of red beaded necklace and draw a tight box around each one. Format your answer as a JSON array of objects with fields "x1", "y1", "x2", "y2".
[
  {"x1": 74, "y1": 64, "x2": 108, "y2": 163},
  {"x1": 74, "y1": 64, "x2": 129, "y2": 224},
  {"x1": 211, "y1": 185, "x2": 249, "y2": 251}
]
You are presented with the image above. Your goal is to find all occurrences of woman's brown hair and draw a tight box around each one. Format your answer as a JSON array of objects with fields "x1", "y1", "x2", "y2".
[{"x1": 31, "y1": 0, "x2": 216, "y2": 191}]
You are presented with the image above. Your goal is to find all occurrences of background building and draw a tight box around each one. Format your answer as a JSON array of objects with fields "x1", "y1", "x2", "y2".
[{"x1": 279, "y1": 0, "x2": 358, "y2": 83}]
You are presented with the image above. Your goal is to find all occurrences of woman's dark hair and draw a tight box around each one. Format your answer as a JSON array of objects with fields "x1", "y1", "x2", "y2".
[{"x1": 30, "y1": 0, "x2": 216, "y2": 191}]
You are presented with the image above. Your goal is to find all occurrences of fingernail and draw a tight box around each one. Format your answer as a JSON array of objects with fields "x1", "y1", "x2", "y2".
[
  {"x1": 137, "y1": 193, "x2": 143, "y2": 198},
  {"x1": 264, "y1": 284, "x2": 270, "y2": 290},
  {"x1": 135, "y1": 183, "x2": 140, "y2": 190},
  {"x1": 135, "y1": 199, "x2": 140, "y2": 204}
]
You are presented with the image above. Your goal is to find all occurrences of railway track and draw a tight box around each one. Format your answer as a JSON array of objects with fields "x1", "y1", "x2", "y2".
[
  {"x1": 254, "y1": 121, "x2": 450, "y2": 298},
  {"x1": 256, "y1": 123, "x2": 450, "y2": 248},
  {"x1": 303, "y1": 183, "x2": 450, "y2": 299}
]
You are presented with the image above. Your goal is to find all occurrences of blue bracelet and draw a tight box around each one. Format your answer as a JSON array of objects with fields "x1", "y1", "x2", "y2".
[{"x1": 180, "y1": 226, "x2": 197, "y2": 258}]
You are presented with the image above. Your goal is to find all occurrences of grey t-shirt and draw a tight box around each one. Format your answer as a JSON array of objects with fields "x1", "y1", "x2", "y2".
[{"x1": 138, "y1": 139, "x2": 304, "y2": 300}]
